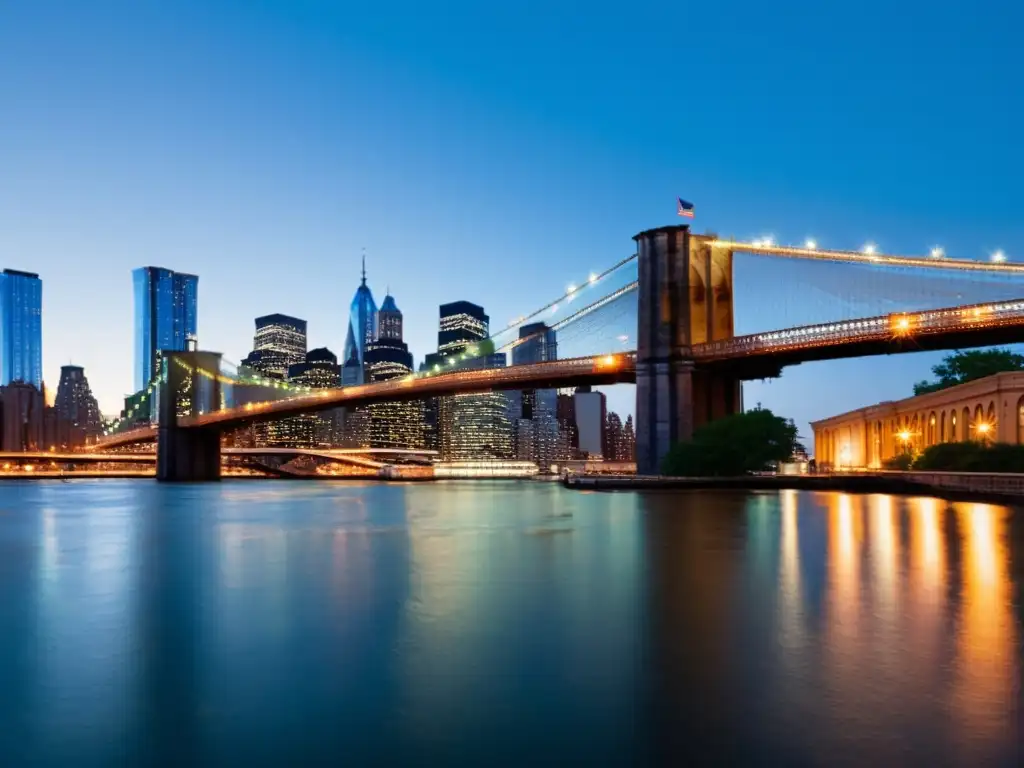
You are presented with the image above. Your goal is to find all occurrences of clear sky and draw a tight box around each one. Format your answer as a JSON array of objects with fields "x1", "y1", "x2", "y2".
[{"x1": 1, "y1": 0, "x2": 1021, "y2": 442}]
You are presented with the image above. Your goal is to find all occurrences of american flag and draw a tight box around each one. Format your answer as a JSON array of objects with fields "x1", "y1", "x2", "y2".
[{"x1": 676, "y1": 198, "x2": 695, "y2": 218}]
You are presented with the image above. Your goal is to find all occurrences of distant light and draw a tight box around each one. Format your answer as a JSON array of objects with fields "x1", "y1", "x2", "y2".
[
  {"x1": 898, "y1": 430, "x2": 912, "y2": 442},
  {"x1": 992, "y1": 249, "x2": 1007, "y2": 263},
  {"x1": 976, "y1": 422, "x2": 992, "y2": 434},
  {"x1": 602, "y1": 355, "x2": 616, "y2": 366},
  {"x1": 896, "y1": 317, "x2": 911, "y2": 332},
  {"x1": 761, "y1": 236, "x2": 774, "y2": 247},
  {"x1": 805, "y1": 239, "x2": 817, "y2": 250},
  {"x1": 567, "y1": 283, "x2": 576, "y2": 294},
  {"x1": 930, "y1": 246, "x2": 945, "y2": 258},
  {"x1": 588, "y1": 273, "x2": 598, "y2": 284},
  {"x1": 863, "y1": 243, "x2": 877, "y2": 255}
]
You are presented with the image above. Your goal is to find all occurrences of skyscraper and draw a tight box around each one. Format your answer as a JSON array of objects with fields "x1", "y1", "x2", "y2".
[
  {"x1": 509, "y1": 322, "x2": 559, "y2": 469},
  {"x1": 54, "y1": 365, "x2": 102, "y2": 444},
  {"x1": 0, "y1": 269, "x2": 43, "y2": 389},
  {"x1": 242, "y1": 314, "x2": 307, "y2": 379},
  {"x1": 133, "y1": 267, "x2": 198, "y2": 392},
  {"x1": 287, "y1": 347, "x2": 341, "y2": 447},
  {"x1": 342, "y1": 256, "x2": 378, "y2": 382},
  {"x1": 575, "y1": 386, "x2": 608, "y2": 458},
  {"x1": 364, "y1": 293, "x2": 423, "y2": 449},
  {"x1": 436, "y1": 300, "x2": 488, "y2": 356},
  {"x1": 421, "y1": 301, "x2": 512, "y2": 461},
  {"x1": 606, "y1": 411, "x2": 624, "y2": 460}
]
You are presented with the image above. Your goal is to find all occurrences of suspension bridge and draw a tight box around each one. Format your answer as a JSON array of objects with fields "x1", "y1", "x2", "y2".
[{"x1": 92, "y1": 224, "x2": 1024, "y2": 480}]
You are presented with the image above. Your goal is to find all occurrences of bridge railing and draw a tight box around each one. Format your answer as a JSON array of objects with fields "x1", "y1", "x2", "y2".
[{"x1": 693, "y1": 299, "x2": 1024, "y2": 359}]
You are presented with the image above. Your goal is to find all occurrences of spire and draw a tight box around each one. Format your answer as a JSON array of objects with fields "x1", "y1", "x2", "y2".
[{"x1": 361, "y1": 248, "x2": 367, "y2": 286}]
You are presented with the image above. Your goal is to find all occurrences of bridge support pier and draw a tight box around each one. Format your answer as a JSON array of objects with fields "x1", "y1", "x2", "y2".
[
  {"x1": 156, "y1": 350, "x2": 224, "y2": 482},
  {"x1": 634, "y1": 225, "x2": 737, "y2": 474}
]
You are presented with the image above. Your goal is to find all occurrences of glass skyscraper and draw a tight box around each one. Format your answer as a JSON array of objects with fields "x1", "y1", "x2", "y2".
[
  {"x1": 342, "y1": 257, "x2": 378, "y2": 382},
  {"x1": 133, "y1": 267, "x2": 198, "y2": 392},
  {"x1": 0, "y1": 269, "x2": 43, "y2": 388}
]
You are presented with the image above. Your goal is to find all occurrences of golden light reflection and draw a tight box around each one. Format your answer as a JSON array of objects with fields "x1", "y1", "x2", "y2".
[
  {"x1": 778, "y1": 490, "x2": 803, "y2": 651},
  {"x1": 869, "y1": 495, "x2": 896, "y2": 619},
  {"x1": 951, "y1": 502, "x2": 1016, "y2": 746}
]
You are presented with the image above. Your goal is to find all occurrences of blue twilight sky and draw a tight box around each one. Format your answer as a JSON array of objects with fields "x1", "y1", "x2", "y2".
[{"x1": 1, "y1": 0, "x2": 1021, "y2": 442}]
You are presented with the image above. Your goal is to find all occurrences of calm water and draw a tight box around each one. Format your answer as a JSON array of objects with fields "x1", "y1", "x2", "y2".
[{"x1": 0, "y1": 481, "x2": 1021, "y2": 766}]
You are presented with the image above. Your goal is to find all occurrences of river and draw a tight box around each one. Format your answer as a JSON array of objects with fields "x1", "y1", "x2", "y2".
[{"x1": 0, "y1": 480, "x2": 1020, "y2": 766}]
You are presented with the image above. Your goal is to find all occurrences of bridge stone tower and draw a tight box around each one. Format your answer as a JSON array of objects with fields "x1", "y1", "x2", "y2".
[
  {"x1": 634, "y1": 225, "x2": 740, "y2": 474},
  {"x1": 157, "y1": 350, "x2": 224, "y2": 482}
]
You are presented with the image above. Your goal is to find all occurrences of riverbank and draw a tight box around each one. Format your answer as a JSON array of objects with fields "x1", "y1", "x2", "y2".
[{"x1": 564, "y1": 472, "x2": 1024, "y2": 504}]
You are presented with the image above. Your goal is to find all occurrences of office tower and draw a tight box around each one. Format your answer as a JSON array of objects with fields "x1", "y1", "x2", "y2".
[
  {"x1": 54, "y1": 365, "x2": 102, "y2": 446},
  {"x1": 425, "y1": 301, "x2": 511, "y2": 460},
  {"x1": 342, "y1": 256, "x2": 378, "y2": 382},
  {"x1": 133, "y1": 267, "x2": 198, "y2": 392},
  {"x1": 0, "y1": 269, "x2": 43, "y2": 388},
  {"x1": 437, "y1": 300, "x2": 488, "y2": 355},
  {"x1": 446, "y1": 353, "x2": 513, "y2": 461},
  {"x1": 606, "y1": 411, "x2": 624, "y2": 460},
  {"x1": 509, "y1": 322, "x2": 559, "y2": 469},
  {"x1": 622, "y1": 415, "x2": 636, "y2": 462},
  {"x1": 0, "y1": 382, "x2": 44, "y2": 451},
  {"x1": 242, "y1": 314, "x2": 307, "y2": 379},
  {"x1": 556, "y1": 392, "x2": 579, "y2": 460},
  {"x1": 287, "y1": 347, "x2": 341, "y2": 447},
  {"x1": 337, "y1": 348, "x2": 369, "y2": 448},
  {"x1": 575, "y1": 386, "x2": 608, "y2": 458},
  {"x1": 364, "y1": 294, "x2": 423, "y2": 449}
]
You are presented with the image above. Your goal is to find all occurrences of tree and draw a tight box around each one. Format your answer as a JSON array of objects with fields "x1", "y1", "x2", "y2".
[
  {"x1": 660, "y1": 407, "x2": 799, "y2": 477},
  {"x1": 913, "y1": 348, "x2": 1024, "y2": 395}
]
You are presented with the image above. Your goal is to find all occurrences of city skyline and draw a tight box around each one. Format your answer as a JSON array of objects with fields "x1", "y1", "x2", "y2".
[{"x1": 2, "y1": 1, "x2": 1020, "y2": 441}]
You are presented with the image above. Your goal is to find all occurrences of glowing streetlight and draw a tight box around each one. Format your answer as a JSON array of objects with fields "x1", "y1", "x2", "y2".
[
  {"x1": 930, "y1": 247, "x2": 944, "y2": 258},
  {"x1": 805, "y1": 239, "x2": 817, "y2": 250},
  {"x1": 898, "y1": 430, "x2": 912, "y2": 443},
  {"x1": 992, "y1": 249, "x2": 1007, "y2": 263},
  {"x1": 588, "y1": 272, "x2": 598, "y2": 284},
  {"x1": 863, "y1": 243, "x2": 877, "y2": 255},
  {"x1": 976, "y1": 422, "x2": 992, "y2": 435}
]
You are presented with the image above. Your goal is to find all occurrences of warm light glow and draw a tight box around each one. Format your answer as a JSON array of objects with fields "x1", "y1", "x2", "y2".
[
  {"x1": 931, "y1": 246, "x2": 945, "y2": 258},
  {"x1": 976, "y1": 422, "x2": 991, "y2": 435},
  {"x1": 24, "y1": 465, "x2": 34, "y2": 472},
  {"x1": 898, "y1": 430, "x2": 913, "y2": 442},
  {"x1": 992, "y1": 249, "x2": 1007, "y2": 263},
  {"x1": 896, "y1": 317, "x2": 911, "y2": 332},
  {"x1": 805, "y1": 238, "x2": 817, "y2": 250}
]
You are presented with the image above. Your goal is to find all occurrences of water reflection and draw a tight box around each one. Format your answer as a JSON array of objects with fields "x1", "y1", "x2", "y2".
[{"x1": 0, "y1": 482, "x2": 1020, "y2": 766}]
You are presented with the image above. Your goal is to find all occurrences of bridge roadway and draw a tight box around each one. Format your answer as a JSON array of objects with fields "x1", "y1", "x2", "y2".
[
  {"x1": 3, "y1": 448, "x2": 437, "y2": 466},
  {"x1": 94, "y1": 297, "x2": 1024, "y2": 451},
  {"x1": 692, "y1": 297, "x2": 1024, "y2": 376}
]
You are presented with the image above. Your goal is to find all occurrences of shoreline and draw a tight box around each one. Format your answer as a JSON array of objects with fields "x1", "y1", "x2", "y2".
[{"x1": 564, "y1": 473, "x2": 1024, "y2": 505}]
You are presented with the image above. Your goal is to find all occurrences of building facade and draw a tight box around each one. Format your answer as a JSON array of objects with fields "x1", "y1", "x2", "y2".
[
  {"x1": 342, "y1": 258, "x2": 378, "y2": 382},
  {"x1": 287, "y1": 347, "x2": 342, "y2": 447},
  {"x1": 364, "y1": 294, "x2": 424, "y2": 449},
  {"x1": 423, "y1": 301, "x2": 512, "y2": 460},
  {"x1": 574, "y1": 386, "x2": 607, "y2": 458},
  {"x1": 133, "y1": 266, "x2": 198, "y2": 392},
  {"x1": 812, "y1": 371, "x2": 1024, "y2": 468},
  {"x1": 242, "y1": 314, "x2": 307, "y2": 379},
  {"x1": 0, "y1": 269, "x2": 43, "y2": 388},
  {"x1": 508, "y1": 322, "x2": 559, "y2": 469},
  {"x1": 54, "y1": 365, "x2": 102, "y2": 446},
  {"x1": 0, "y1": 382, "x2": 45, "y2": 451}
]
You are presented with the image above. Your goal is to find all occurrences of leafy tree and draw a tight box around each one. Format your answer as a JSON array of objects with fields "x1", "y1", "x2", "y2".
[
  {"x1": 913, "y1": 348, "x2": 1024, "y2": 395},
  {"x1": 660, "y1": 408, "x2": 798, "y2": 477},
  {"x1": 912, "y1": 441, "x2": 1024, "y2": 472},
  {"x1": 882, "y1": 452, "x2": 914, "y2": 470}
]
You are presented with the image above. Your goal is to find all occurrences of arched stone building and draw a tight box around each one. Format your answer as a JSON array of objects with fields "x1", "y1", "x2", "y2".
[{"x1": 811, "y1": 372, "x2": 1024, "y2": 468}]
